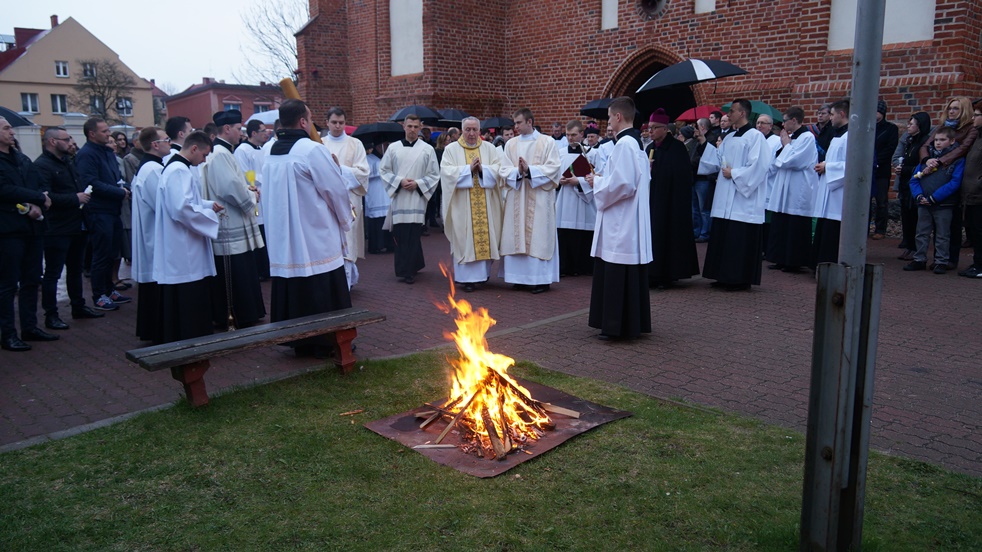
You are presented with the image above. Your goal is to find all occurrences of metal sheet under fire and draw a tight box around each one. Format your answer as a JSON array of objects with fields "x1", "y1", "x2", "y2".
[{"x1": 364, "y1": 379, "x2": 632, "y2": 478}]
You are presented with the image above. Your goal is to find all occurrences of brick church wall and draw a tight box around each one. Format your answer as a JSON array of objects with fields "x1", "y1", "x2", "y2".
[{"x1": 298, "y1": 0, "x2": 981, "y2": 129}]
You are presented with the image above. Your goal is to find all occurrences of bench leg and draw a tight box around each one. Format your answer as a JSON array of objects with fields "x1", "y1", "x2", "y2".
[
  {"x1": 171, "y1": 360, "x2": 211, "y2": 407},
  {"x1": 333, "y1": 328, "x2": 358, "y2": 374}
]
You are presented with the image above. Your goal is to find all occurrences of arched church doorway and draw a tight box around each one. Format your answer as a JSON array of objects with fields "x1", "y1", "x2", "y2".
[{"x1": 603, "y1": 46, "x2": 701, "y2": 124}]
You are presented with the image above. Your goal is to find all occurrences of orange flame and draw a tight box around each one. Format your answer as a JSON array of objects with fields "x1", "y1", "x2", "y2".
[{"x1": 437, "y1": 264, "x2": 552, "y2": 457}]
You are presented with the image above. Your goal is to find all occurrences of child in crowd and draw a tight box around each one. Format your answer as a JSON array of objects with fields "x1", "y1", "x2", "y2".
[{"x1": 904, "y1": 126, "x2": 965, "y2": 274}]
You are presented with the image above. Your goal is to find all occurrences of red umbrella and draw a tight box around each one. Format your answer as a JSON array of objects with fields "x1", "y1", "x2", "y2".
[{"x1": 675, "y1": 105, "x2": 721, "y2": 122}]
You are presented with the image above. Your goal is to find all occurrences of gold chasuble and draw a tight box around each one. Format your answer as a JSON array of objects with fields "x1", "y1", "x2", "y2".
[{"x1": 459, "y1": 138, "x2": 492, "y2": 260}]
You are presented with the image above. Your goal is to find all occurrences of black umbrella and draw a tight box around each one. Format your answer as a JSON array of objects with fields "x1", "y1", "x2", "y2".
[
  {"x1": 436, "y1": 108, "x2": 471, "y2": 128},
  {"x1": 352, "y1": 122, "x2": 405, "y2": 145},
  {"x1": 481, "y1": 117, "x2": 514, "y2": 130},
  {"x1": 389, "y1": 105, "x2": 442, "y2": 123},
  {"x1": 0, "y1": 106, "x2": 36, "y2": 127},
  {"x1": 579, "y1": 98, "x2": 614, "y2": 120},
  {"x1": 636, "y1": 59, "x2": 748, "y2": 93}
]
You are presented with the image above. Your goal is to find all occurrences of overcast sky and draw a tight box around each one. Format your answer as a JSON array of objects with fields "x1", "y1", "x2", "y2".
[{"x1": 5, "y1": 1, "x2": 284, "y2": 94}]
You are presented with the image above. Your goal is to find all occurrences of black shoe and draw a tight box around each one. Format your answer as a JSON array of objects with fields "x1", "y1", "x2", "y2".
[
  {"x1": 530, "y1": 284, "x2": 550, "y2": 294},
  {"x1": 21, "y1": 327, "x2": 60, "y2": 342},
  {"x1": 933, "y1": 264, "x2": 947, "y2": 275},
  {"x1": 45, "y1": 316, "x2": 70, "y2": 330},
  {"x1": 1, "y1": 335, "x2": 31, "y2": 352},
  {"x1": 767, "y1": 263, "x2": 786, "y2": 270},
  {"x1": 958, "y1": 266, "x2": 980, "y2": 278},
  {"x1": 903, "y1": 261, "x2": 927, "y2": 271},
  {"x1": 72, "y1": 306, "x2": 106, "y2": 319},
  {"x1": 462, "y1": 283, "x2": 476, "y2": 292},
  {"x1": 404, "y1": 275, "x2": 415, "y2": 284},
  {"x1": 512, "y1": 283, "x2": 529, "y2": 291}
]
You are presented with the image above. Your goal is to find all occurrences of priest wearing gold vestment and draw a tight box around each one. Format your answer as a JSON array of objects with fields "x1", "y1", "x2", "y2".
[{"x1": 440, "y1": 117, "x2": 504, "y2": 292}]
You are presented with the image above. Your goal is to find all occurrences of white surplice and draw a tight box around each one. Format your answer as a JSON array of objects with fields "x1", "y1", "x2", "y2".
[
  {"x1": 702, "y1": 125, "x2": 772, "y2": 224},
  {"x1": 380, "y1": 139, "x2": 440, "y2": 224},
  {"x1": 131, "y1": 157, "x2": 164, "y2": 283},
  {"x1": 497, "y1": 130, "x2": 562, "y2": 284},
  {"x1": 262, "y1": 137, "x2": 351, "y2": 278},
  {"x1": 152, "y1": 157, "x2": 220, "y2": 285},
  {"x1": 364, "y1": 152, "x2": 389, "y2": 219},
  {"x1": 556, "y1": 146, "x2": 600, "y2": 231},
  {"x1": 440, "y1": 139, "x2": 504, "y2": 282},
  {"x1": 234, "y1": 141, "x2": 265, "y2": 225},
  {"x1": 814, "y1": 129, "x2": 849, "y2": 221},
  {"x1": 591, "y1": 131, "x2": 652, "y2": 265},
  {"x1": 766, "y1": 129, "x2": 818, "y2": 217}
]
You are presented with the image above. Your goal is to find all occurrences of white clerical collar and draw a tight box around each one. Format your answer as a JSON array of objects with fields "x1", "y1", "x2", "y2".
[
  {"x1": 518, "y1": 130, "x2": 540, "y2": 141},
  {"x1": 326, "y1": 133, "x2": 346, "y2": 143}
]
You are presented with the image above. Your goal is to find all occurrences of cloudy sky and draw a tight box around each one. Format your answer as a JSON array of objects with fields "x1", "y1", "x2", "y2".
[{"x1": 5, "y1": 1, "x2": 300, "y2": 94}]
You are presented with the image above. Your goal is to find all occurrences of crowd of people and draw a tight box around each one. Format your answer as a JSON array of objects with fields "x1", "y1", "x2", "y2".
[{"x1": 2, "y1": 93, "x2": 980, "y2": 352}]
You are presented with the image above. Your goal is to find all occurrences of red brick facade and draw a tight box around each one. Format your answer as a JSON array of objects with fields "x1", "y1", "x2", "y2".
[
  {"x1": 165, "y1": 78, "x2": 284, "y2": 129},
  {"x1": 297, "y1": 0, "x2": 982, "y2": 128}
]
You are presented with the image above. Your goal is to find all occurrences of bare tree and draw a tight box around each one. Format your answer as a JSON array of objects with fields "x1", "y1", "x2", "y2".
[
  {"x1": 238, "y1": 0, "x2": 309, "y2": 84},
  {"x1": 70, "y1": 59, "x2": 137, "y2": 125}
]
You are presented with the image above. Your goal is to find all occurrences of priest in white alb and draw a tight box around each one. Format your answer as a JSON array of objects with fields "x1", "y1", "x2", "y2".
[
  {"x1": 262, "y1": 100, "x2": 352, "y2": 358},
  {"x1": 323, "y1": 107, "x2": 369, "y2": 289},
  {"x1": 497, "y1": 108, "x2": 562, "y2": 294},
  {"x1": 440, "y1": 117, "x2": 504, "y2": 292},
  {"x1": 379, "y1": 114, "x2": 440, "y2": 284},
  {"x1": 152, "y1": 131, "x2": 223, "y2": 344},
  {"x1": 700, "y1": 98, "x2": 772, "y2": 291},
  {"x1": 131, "y1": 126, "x2": 172, "y2": 342}
]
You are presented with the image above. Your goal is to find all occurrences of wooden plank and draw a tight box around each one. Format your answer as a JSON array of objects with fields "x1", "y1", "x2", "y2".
[{"x1": 126, "y1": 308, "x2": 385, "y2": 371}]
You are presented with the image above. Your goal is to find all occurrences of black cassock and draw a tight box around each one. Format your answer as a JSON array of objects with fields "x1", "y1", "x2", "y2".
[{"x1": 645, "y1": 138, "x2": 700, "y2": 287}]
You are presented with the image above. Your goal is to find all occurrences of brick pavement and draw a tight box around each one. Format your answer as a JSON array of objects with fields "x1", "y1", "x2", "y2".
[{"x1": 1, "y1": 230, "x2": 979, "y2": 478}]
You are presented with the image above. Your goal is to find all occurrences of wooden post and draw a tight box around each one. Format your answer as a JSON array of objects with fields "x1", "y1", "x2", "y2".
[{"x1": 171, "y1": 360, "x2": 211, "y2": 407}]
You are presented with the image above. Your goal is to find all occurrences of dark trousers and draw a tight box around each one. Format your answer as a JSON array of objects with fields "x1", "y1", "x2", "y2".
[
  {"x1": 872, "y1": 176, "x2": 890, "y2": 234},
  {"x1": 899, "y1": 189, "x2": 918, "y2": 250},
  {"x1": 948, "y1": 205, "x2": 963, "y2": 267},
  {"x1": 256, "y1": 225, "x2": 270, "y2": 280},
  {"x1": 85, "y1": 212, "x2": 122, "y2": 300},
  {"x1": 0, "y1": 235, "x2": 43, "y2": 338},
  {"x1": 42, "y1": 233, "x2": 88, "y2": 316},
  {"x1": 966, "y1": 204, "x2": 982, "y2": 268}
]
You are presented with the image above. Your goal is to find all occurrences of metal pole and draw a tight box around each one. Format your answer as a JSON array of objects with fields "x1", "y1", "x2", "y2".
[
  {"x1": 838, "y1": 0, "x2": 887, "y2": 268},
  {"x1": 800, "y1": 1, "x2": 886, "y2": 550}
]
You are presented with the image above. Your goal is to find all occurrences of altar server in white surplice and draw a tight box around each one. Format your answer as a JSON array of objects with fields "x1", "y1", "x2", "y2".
[
  {"x1": 763, "y1": 107, "x2": 818, "y2": 272},
  {"x1": 364, "y1": 143, "x2": 393, "y2": 254},
  {"x1": 440, "y1": 117, "x2": 504, "y2": 292},
  {"x1": 812, "y1": 98, "x2": 851, "y2": 267},
  {"x1": 584, "y1": 97, "x2": 652, "y2": 340},
  {"x1": 152, "y1": 132, "x2": 222, "y2": 345},
  {"x1": 556, "y1": 119, "x2": 600, "y2": 277},
  {"x1": 200, "y1": 110, "x2": 266, "y2": 329},
  {"x1": 261, "y1": 100, "x2": 352, "y2": 358},
  {"x1": 497, "y1": 108, "x2": 562, "y2": 294},
  {"x1": 234, "y1": 119, "x2": 271, "y2": 280},
  {"x1": 379, "y1": 114, "x2": 440, "y2": 284},
  {"x1": 699, "y1": 99, "x2": 772, "y2": 290},
  {"x1": 322, "y1": 107, "x2": 369, "y2": 289},
  {"x1": 130, "y1": 126, "x2": 171, "y2": 343}
]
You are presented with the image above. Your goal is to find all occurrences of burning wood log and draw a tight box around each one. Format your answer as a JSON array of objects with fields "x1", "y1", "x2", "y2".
[{"x1": 480, "y1": 405, "x2": 509, "y2": 460}]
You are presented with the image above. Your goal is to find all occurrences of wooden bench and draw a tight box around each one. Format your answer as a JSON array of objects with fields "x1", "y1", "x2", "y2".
[{"x1": 126, "y1": 307, "x2": 385, "y2": 407}]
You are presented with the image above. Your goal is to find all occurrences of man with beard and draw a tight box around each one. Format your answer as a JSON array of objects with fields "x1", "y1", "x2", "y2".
[{"x1": 645, "y1": 108, "x2": 699, "y2": 288}]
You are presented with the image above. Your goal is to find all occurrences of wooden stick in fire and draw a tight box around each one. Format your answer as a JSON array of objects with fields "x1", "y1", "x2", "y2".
[
  {"x1": 435, "y1": 387, "x2": 481, "y2": 444},
  {"x1": 279, "y1": 78, "x2": 322, "y2": 144}
]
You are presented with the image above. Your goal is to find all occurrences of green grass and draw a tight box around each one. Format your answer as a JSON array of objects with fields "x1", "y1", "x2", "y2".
[{"x1": 1, "y1": 352, "x2": 979, "y2": 551}]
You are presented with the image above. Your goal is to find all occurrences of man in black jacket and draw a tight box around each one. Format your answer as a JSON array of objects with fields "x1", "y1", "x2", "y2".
[
  {"x1": 35, "y1": 126, "x2": 104, "y2": 329},
  {"x1": 872, "y1": 100, "x2": 899, "y2": 239},
  {"x1": 0, "y1": 117, "x2": 58, "y2": 351},
  {"x1": 75, "y1": 117, "x2": 131, "y2": 311}
]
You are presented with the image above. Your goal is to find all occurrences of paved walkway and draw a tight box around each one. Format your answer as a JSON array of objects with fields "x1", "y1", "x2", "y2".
[{"x1": 1, "y1": 230, "x2": 979, "y2": 478}]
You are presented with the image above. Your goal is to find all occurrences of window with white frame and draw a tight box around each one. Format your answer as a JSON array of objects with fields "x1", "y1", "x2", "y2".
[
  {"x1": 51, "y1": 94, "x2": 68, "y2": 113},
  {"x1": 21, "y1": 93, "x2": 40, "y2": 113},
  {"x1": 83, "y1": 62, "x2": 96, "y2": 78},
  {"x1": 224, "y1": 103, "x2": 241, "y2": 111},
  {"x1": 254, "y1": 103, "x2": 271, "y2": 113},
  {"x1": 55, "y1": 60, "x2": 69, "y2": 77},
  {"x1": 116, "y1": 97, "x2": 133, "y2": 117},
  {"x1": 90, "y1": 95, "x2": 103, "y2": 113}
]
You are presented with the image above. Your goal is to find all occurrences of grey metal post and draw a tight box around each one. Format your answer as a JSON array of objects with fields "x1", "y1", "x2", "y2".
[{"x1": 800, "y1": 0, "x2": 886, "y2": 550}]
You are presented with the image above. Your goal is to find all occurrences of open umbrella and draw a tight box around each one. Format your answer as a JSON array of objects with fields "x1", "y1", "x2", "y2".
[
  {"x1": 636, "y1": 59, "x2": 748, "y2": 93},
  {"x1": 436, "y1": 108, "x2": 470, "y2": 128},
  {"x1": 675, "y1": 105, "x2": 721, "y2": 122},
  {"x1": 389, "y1": 105, "x2": 441, "y2": 123},
  {"x1": 352, "y1": 122, "x2": 405, "y2": 145},
  {"x1": 580, "y1": 98, "x2": 614, "y2": 120},
  {"x1": 721, "y1": 100, "x2": 783, "y2": 122},
  {"x1": 0, "y1": 106, "x2": 36, "y2": 127},
  {"x1": 481, "y1": 117, "x2": 514, "y2": 130}
]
